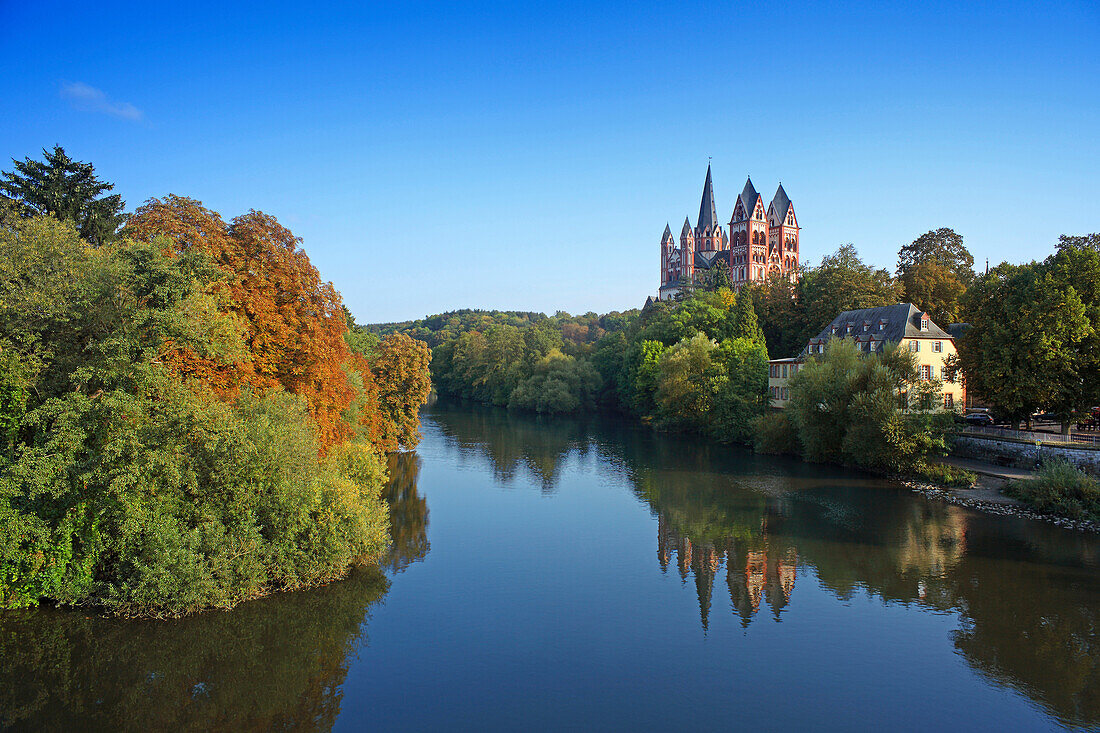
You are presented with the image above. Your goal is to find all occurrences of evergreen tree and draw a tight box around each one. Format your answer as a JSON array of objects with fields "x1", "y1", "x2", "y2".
[{"x1": 1, "y1": 146, "x2": 125, "y2": 245}]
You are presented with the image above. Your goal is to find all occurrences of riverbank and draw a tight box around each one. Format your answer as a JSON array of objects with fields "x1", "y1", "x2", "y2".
[{"x1": 900, "y1": 457, "x2": 1100, "y2": 533}]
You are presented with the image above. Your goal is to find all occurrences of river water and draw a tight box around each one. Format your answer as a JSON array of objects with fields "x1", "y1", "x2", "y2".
[{"x1": 2, "y1": 404, "x2": 1099, "y2": 731}]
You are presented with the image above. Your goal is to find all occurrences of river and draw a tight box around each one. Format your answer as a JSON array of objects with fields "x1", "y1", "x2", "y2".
[{"x1": 2, "y1": 403, "x2": 1098, "y2": 731}]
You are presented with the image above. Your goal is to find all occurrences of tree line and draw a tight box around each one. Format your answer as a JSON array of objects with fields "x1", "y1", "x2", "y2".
[{"x1": 0, "y1": 146, "x2": 431, "y2": 616}]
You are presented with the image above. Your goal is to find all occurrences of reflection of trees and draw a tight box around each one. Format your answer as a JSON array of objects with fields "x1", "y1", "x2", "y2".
[
  {"x1": 426, "y1": 403, "x2": 1100, "y2": 728},
  {"x1": 0, "y1": 566, "x2": 389, "y2": 732},
  {"x1": 430, "y1": 402, "x2": 593, "y2": 492},
  {"x1": 382, "y1": 452, "x2": 429, "y2": 573}
]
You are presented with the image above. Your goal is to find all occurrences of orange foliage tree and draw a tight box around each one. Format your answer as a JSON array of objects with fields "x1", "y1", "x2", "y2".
[{"x1": 126, "y1": 197, "x2": 355, "y2": 450}]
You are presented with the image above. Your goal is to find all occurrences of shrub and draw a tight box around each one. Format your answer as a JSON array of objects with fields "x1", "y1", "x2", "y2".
[
  {"x1": 1005, "y1": 459, "x2": 1100, "y2": 521},
  {"x1": 753, "y1": 411, "x2": 798, "y2": 455},
  {"x1": 912, "y1": 461, "x2": 977, "y2": 488}
]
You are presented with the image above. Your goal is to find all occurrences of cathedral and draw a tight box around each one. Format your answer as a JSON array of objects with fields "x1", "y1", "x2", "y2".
[{"x1": 658, "y1": 165, "x2": 800, "y2": 300}]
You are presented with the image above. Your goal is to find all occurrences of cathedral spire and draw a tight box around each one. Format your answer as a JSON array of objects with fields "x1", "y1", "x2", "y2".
[{"x1": 697, "y1": 164, "x2": 718, "y2": 233}]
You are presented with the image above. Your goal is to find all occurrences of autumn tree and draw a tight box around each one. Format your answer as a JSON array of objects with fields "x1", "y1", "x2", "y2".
[
  {"x1": 897, "y1": 228, "x2": 975, "y2": 324},
  {"x1": 127, "y1": 198, "x2": 359, "y2": 449},
  {"x1": 369, "y1": 333, "x2": 432, "y2": 450},
  {"x1": 1, "y1": 146, "x2": 125, "y2": 245}
]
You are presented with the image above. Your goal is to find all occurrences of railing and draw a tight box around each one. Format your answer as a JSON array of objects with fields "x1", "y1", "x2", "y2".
[{"x1": 956, "y1": 425, "x2": 1100, "y2": 447}]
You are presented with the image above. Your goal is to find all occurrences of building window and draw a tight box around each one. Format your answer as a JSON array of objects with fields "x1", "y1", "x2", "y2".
[
  {"x1": 932, "y1": 341, "x2": 942, "y2": 353},
  {"x1": 781, "y1": 387, "x2": 789, "y2": 400},
  {"x1": 945, "y1": 393, "x2": 954, "y2": 409},
  {"x1": 879, "y1": 320, "x2": 886, "y2": 331},
  {"x1": 921, "y1": 316, "x2": 930, "y2": 331},
  {"x1": 782, "y1": 364, "x2": 788, "y2": 378},
  {"x1": 909, "y1": 341, "x2": 920, "y2": 352},
  {"x1": 863, "y1": 323, "x2": 870, "y2": 332},
  {"x1": 920, "y1": 364, "x2": 932, "y2": 380}
]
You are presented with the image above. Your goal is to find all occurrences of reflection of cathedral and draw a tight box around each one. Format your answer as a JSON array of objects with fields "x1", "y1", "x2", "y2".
[{"x1": 657, "y1": 514, "x2": 798, "y2": 629}]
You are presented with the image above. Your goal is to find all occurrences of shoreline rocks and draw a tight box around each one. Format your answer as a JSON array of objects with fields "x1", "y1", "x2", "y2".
[{"x1": 898, "y1": 477, "x2": 1100, "y2": 533}]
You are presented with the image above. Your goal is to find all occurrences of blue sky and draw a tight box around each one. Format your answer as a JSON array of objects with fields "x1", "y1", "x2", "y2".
[{"x1": 1, "y1": 1, "x2": 1097, "y2": 323}]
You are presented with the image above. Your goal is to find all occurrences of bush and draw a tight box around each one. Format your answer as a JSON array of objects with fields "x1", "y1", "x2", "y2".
[
  {"x1": 753, "y1": 411, "x2": 798, "y2": 455},
  {"x1": 912, "y1": 461, "x2": 977, "y2": 488},
  {"x1": 1005, "y1": 459, "x2": 1100, "y2": 521}
]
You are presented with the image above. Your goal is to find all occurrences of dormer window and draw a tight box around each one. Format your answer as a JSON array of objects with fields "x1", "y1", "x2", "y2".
[
  {"x1": 831, "y1": 326, "x2": 838, "y2": 336},
  {"x1": 920, "y1": 315, "x2": 930, "y2": 331},
  {"x1": 879, "y1": 320, "x2": 887, "y2": 332},
  {"x1": 863, "y1": 323, "x2": 870, "y2": 333}
]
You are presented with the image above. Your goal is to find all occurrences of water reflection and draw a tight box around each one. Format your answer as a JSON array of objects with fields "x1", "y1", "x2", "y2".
[
  {"x1": 427, "y1": 403, "x2": 1100, "y2": 729},
  {"x1": 0, "y1": 453, "x2": 431, "y2": 733},
  {"x1": 382, "y1": 452, "x2": 429, "y2": 573},
  {"x1": 0, "y1": 566, "x2": 389, "y2": 732}
]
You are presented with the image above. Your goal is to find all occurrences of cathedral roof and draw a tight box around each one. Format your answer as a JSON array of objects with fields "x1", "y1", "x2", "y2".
[
  {"x1": 694, "y1": 250, "x2": 731, "y2": 268},
  {"x1": 662, "y1": 223, "x2": 673, "y2": 242},
  {"x1": 697, "y1": 164, "x2": 718, "y2": 233},
  {"x1": 770, "y1": 184, "x2": 792, "y2": 221},
  {"x1": 738, "y1": 177, "x2": 761, "y2": 215},
  {"x1": 681, "y1": 217, "x2": 693, "y2": 238}
]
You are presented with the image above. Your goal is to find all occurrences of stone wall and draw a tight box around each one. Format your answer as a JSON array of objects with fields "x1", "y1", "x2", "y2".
[{"x1": 951, "y1": 434, "x2": 1100, "y2": 474}]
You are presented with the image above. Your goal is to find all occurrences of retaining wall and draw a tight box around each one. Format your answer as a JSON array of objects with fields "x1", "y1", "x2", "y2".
[{"x1": 951, "y1": 434, "x2": 1100, "y2": 474}]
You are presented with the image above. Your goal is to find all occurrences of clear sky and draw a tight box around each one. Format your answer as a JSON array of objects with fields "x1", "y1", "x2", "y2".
[{"x1": 1, "y1": 1, "x2": 1097, "y2": 323}]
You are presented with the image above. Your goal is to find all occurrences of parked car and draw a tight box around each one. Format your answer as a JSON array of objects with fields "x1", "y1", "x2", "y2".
[{"x1": 964, "y1": 413, "x2": 995, "y2": 427}]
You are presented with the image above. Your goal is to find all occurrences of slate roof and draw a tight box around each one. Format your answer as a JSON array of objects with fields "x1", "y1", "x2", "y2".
[
  {"x1": 697, "y1": 165, "x2": 718, "y2": 233},
  {"x1": 737, "y1": 177, "x2": 760, "y2": 217},
  {"x1": 804, "y1": 303, "x2": 952, "y2": 353},
  {"x1": 769, "y1": 184, "x2": 792, "y2": 222},
  {"x1": 661, "y1": 223, "x2": 674, "y2": 243},
  {"x1": 681, "y1": 217, "x2": 693, "y2": 239},
  {"x1": 694, "y1": 249, "x2": 731, "y2": 269}
]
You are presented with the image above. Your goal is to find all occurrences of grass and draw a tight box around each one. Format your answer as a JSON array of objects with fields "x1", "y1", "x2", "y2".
[
  {"x1": 1005, "y1": 459, "x2": 1100, "y2": 521},
  {"x1": 912, "y1": 461, "x2": 978, "y2": 489}
]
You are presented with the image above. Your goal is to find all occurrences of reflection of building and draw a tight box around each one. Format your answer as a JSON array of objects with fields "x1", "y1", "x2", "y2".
[{"x1": 657, "y1": 515, "x2": 798, "y2": 629}]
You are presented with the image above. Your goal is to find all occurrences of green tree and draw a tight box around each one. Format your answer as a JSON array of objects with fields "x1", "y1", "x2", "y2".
[
  {"x1": 957, "y1": 262, "x2": 1092, "y2": 428},
  {"x1": 654, "y1": 333, "x2": 727, "y2": 430},
  {"x1": 785, "y1": 339, "x2": 949, "y2": 471},
  {"x1": 897, "y1": 228, "x2": 974, "y2": 324},
  {"x1": 797, "y1": 245, "x2": 902, "y2": 347},
  {"x1": 1, "y1": 146, "x2": 125, "y2": 245}
]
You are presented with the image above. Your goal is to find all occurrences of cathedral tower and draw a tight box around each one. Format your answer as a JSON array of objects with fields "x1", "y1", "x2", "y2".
[
  {"x1": 768, "y1": 184, "x2": 799, "y2": 279},
  {"x1": 694, "y1": 164, "x2": 725, "y2": 252}
]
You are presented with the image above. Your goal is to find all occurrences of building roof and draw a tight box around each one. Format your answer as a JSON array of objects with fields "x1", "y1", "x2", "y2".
[
  {"x1": 662, "y1": 222, "x2": 672, "y2": 240},
  {"x1": 697, "y1": 164, "x2": 718, "y2": 233},
  {"x1": 770, "y1": 184, "x2": 792, "y2": 222},
  {"x1": 804, "y1": 303, "x2": 952, "y2": 353},
  {"x1": 681, "y1": 217, "x2": 693, "y2": 240},
  {"x1": 694, "y1": 249, "x2": 731, "y2": 269},
  {"x1": 737, "y1": 177, "x2": 760, "y2": 217}
]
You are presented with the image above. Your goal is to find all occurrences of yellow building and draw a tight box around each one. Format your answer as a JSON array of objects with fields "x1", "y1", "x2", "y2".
[{"x1": 767, "y1": 303, "x2": 965, "y2": 409}]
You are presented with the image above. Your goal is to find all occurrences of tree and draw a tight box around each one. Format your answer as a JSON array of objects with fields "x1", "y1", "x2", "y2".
[
  {"x1": 748, "y1": 273, "x2": 804, "y2": 359},
  {"x1": 784, "y1": 339, "x2": 949, "y2": 471},
  {"x1": 797, "y1": 245, "x2": 902, "y2": 346},
  {"x1": 654, "y1": 333, "x2": 726, "y2": 430},
  {"x1": 1, "y1": 146, "x2": 125, "y2": 245},
  {"x1": 897, "y1": 228, "x2": 974, "y2": 324},
  {"x1": 369, "y1": 333, "x2": 432, "y2": 450},
  {"x1": 957, "y1": 262, "x2": 1092, "y2": 428},
  {"x1": 128, "y1": 198, "x2": 360, "y2": 450}
]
